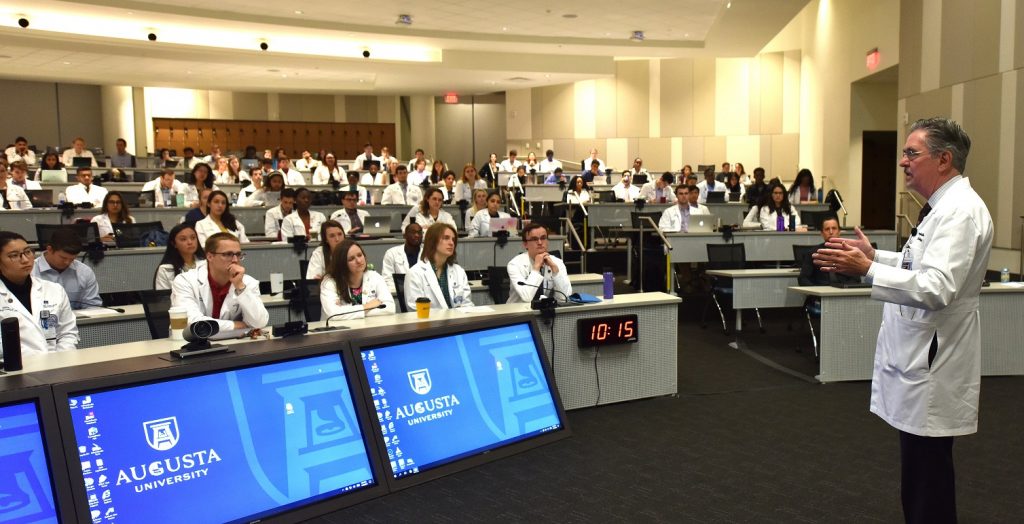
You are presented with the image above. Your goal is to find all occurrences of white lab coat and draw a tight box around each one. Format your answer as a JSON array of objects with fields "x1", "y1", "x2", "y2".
[
  {"x1": 506, "y1": 252, "x2": 572, "y2": 304},
  {"x1": 280, "y1": 211, "x2": 326, "y2": 240},
  {"x1": 306, "y1": 248, "x2": 328, "y2": 280},
  {"x1": 90, "y1": 214, "x2": 136, "y2": 238},
  {"x1": 637, "y1": 182, "x2": 676, "y2": 204},
  {"x1": 381, "y1": 245, "x2": 420, "y2": 288},
  {"x1": 402, "y1": 209, "x2": 456, "y2": 230},
  {"x1": 141, "y1": 179, "x2": 186, "y2": 207},
  {"x1": 1, "y1": 184, "x2": 32, "y2": 210},
  {"x1": 171, "y1": 265, "x2": 269, "y2": 340},
  {"x1": 195, "y1": 216, "x2": 249, "y2": 245},
  {"x1": 313, "y1": 165, "x2": 344, "y2": 185},
  {"x1": 611, "y1": 183, "x2": 641, "y2": 202},
  {"x1": 757, "y1": 206, "x2": 801, "y2": 231},
  {"x1": 264, "y1": 206, "x2": 290, "y2": 238},
  {"x1": 403, "y1": 260, "x2": 473, "y2": 311},
  {"x1": 696, "y1": 180, "x2": 726, "y2": 203},
  {"x1": 281, "y1": 169, "x2": 306, "y2": 186},
  {"x1": 319, "y1": 270, "x2": 396, "y2": 321},
  {"x1": 867, "y1": 177, "x2": 993, "y2": 437},
  {"x1": 65, "y1": 183, "x2": 107, "y2": 207},
  {"x1": 330, "y1": 208, "x2": 371, "y2": 234},
  {"x1": 182, "y1": 183, "x2": 220, "y2": 208},
  {"x1": 380, "y1": 183, "x2": 422, "y2": 206},
  {"x1": 467, "y1": 209, "x2": 512, "y2": 238},
  {"x1": 658, "y1": 205, "x2": 692, "y2": 233},
  {"x1": 0, "y1": 277, "x2": 78, "y2": 354}
]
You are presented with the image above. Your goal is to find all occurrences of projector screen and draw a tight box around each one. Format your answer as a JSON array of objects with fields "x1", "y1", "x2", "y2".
[
  {"x1": 357, "y1": 321, "x2": 566, "y2": 481},
  {"x1": 0, "y1": 400, "x2": 59, "y2": 523},
  {"x1": 63, "y1": 353, "x2": 377, "y2": 523}
]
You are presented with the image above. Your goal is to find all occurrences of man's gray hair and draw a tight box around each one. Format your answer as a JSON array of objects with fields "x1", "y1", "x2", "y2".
[{"x1": 910, "y1": 117, "x2": 971, "y2": 174}]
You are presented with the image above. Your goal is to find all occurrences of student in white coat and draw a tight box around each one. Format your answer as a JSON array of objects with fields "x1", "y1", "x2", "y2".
[
  {"x1": 658, "y1": 185, "x2": 693, "y2": 233},
  {"x1": 64, "y1": 167, "x2": 107, "y2": 208},
  {"x1": 319, "y1": 239, "x2": 395, "y2": 321},
  {"x1": 171, "y1": 233, "x2": 269, "y2": 340},
  {"x1": 305, "y1": 220, "x2": 346, "y2": 280},
  {"x1": 506, "y1": 223, "x2": 572, "y2": 304},
  {"x1": 154, "y1": 224, "x2": 205, "y2": 292},
  {"x1": 279, "y1": 188, "x2": 326, "y2": 240},
  {"x1": 313, "y1": 153, "x2": 345, "y2": 185},
  {"x1": 277, "y1": 158, "x2": 306, "y2": 186},
  {"x1": 90, "y1": 191, "x2": 135, "y2": 241},
  {"x1": 403, "y1": 223, "x2": 473, "y2": 311},
  {"x1": 264, "y1": 186, "x2": 294, "y2": 240},
  {"x1": 0, "y1": 232, "x2": 78, "y2": 353},
  {"x1": 330, "y1": 191, "x2": 371, "y2": 235},
  {"x1": 812, "y1": 118, "x2": 992, "y2": 523},
  {"x1": 380, "y1": 165, "x2": 423, "y2": 206},
  {"x1": 195, "y1": 190, "x2": 249, "y2": 245},
  {"x1": 758, "y1": 183, "x2": 802, "y2": 231},
  {"x1": 468, "y1": 191, "x2": 513, "y2": 238},
  {"x1": 381, "y1": 222, "x2": 423, "y2": 289},
  {"x1": 402, "y1": 188, "x2": 457, "y2": 230},
  {"x1": 0, "y1": 167, "x2": 32, "y2": 210},
  {"x1": 142, "y1": 169, "x2": 186, "y2": 208},
  {"x1": 182, "y1": 164, "x2": 219, "y2": 209}
]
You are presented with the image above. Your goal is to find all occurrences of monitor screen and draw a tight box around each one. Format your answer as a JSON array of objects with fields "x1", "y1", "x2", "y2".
[
  {"x1": 359, "y1": 321, "x2": 565, "y2": 480},
  {"x1": 0, "y1": 400, "x2": 59, "y2": 523},
  {"x1": 65, "y1": 353, "x2": 377, "y2": 523}
]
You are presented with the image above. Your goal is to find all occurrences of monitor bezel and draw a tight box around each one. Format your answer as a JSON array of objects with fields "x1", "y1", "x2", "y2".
[
  {"x1": 50, "y1": 342, "x2": 389, "y2": 523},
  {"x1": 348, "y1": 316, "x2": 572, "y2": 492},
  {"x1": 0, "y1": 383, "x2": 78, "y2": 523}
]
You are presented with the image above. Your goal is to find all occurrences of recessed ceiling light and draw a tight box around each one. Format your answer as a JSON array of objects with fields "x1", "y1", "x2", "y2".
[
  {"x1": 562, "y1": 13, "x2": 577, "y2": 19},
  {"x1": 544, "y1": 74, "x2": 550, "y2": 79},
  {"x1": 126, "y1": 11, "x2": 133, "y2": 15},
  {"x1": 727, "y1": 2, "x2": 732, "y2": 8},
  {"x1": 186, "y1": 70, "x2": 193, "y2": 75},
  {"x1": 501, "y1": 26, "x2": 508, "y2": 32},
  {"x1": 62, "y1": 61, "x2": 71, "y2": 65},
  {"x1": 294, "y1": 10, "x2": 303, "y2": 14}
]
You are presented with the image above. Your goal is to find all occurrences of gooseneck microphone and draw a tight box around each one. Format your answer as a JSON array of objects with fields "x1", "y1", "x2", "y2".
[
  {"x1": 516, "y1": 280, "x2": 571, "y2": 304},
  {"x1": 325, "y1": 303, "x2": 387, "y2": 327}
]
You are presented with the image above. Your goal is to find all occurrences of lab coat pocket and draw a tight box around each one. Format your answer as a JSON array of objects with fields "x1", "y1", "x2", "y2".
[{"x1": 880, "y1": 310, "x2": 935, "y2": 380}]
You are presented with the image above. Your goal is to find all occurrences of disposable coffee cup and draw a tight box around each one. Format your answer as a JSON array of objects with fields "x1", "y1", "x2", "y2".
[
  {"x1": 270, "y1": 273, "x2": 284, "y2": 294},
  {"x1": 415, "y1": 297, "x2": 431, "y2": 319},
  {"x1": 168, "y1": 307, "x2": 187, "y2": 340}
]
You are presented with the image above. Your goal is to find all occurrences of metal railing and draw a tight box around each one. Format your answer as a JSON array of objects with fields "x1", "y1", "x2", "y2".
[
  {"x1": 895, "y1": 214, "x2": 915, "y2": 245},
  {"x1": 559, "y1": 217, "x2": 587, "y2": 273}
]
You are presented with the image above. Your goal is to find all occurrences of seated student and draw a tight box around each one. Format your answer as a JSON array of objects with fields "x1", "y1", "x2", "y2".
[
  {"x1": 724, "y1": 172, "x2": 746, "y2": 201},
  {"x1": 404, "y1": 223, "x2": 473, "y2": 311},
  {"x1": 468, "y1": 191, "x2": 513, "y2": 238},
  {"x1": 154, "y1": 223, "x2": 206, "y2": 291},
  {"x1": 539, "y1": 149, "x2": 562, "y2": 174},
  {"x1": 65, "y1": 167, "x2": 107, "y2": 207},
  {"x1": 313, "y1": 152, "x2": 344, "y2": 185},
  {"x1": 0, "y1": 232, "x2": 78, "y2": 353},
  {"x1": 182, "y1": 188, "x2": 212, "y2": 227},
  {"x1": 5, "y1": 136, "x2": 36, "y2": 165},
  {"x1": 277, "y1": 157, "x2": 305, "y2": 186},
  {"x1": 172, "y1": 232, "x2": 269, "y2": 339},
  {"x1": 759, "y1": 182, "x2": 802, "y2": 231},
  {"x1": 581, "y1": 148, "x2": 606, "y2": 173},
  {"x1": 320, "y1": 239, "x2": 396, "y2": 321},
  {"x1": 798, "y1": 216, "x2": 858, "y2": 287},
  {"x1": 280, "y1": 187, "x2": 325, "y2": 240},
  {"x1": 638, "y1": 172, "x2": 677, "y2": 204},
  {"x1": 359, "y1": 161, "x2": 387, "y2": 187},
  {"x1": 659, "y1": 185, "x2": 694, "y2": 233},
  {"x1": 91, "y1": 191, "x2": 135, "y2": 241},
  {"x1": 479, "y1": 153, "x2": 500, "y2": 186},
  {"x1": 180, "y1": 147, "x2": 201, "y2": 170},
  {"x1": 611, "y1": 172, "x2": 641, "y2": 202},
  {"x1": 453, "y1": 164, "x2": 487, "y2": 203},
  {"x1": 402, "y1": 187, "x2": 457, "y2": 230},
  {"x1": 696, "y1": 167, "x2": 726, "y2": 203},
  {"x1": 686, "y1": 184, "x2": 710, "y2": 215},
  {"x1": 506, "y1": 223, "x2": 572, "y2": 304},
  {"x1": 581, "y1": 159, "x2": 602, "y2": 184},
  {"x1": 439, "y1": 171, "x2": 457, "y2": 203},
  {"x1": 565, "y1": 175, "x2": 592, "y2": 205},
  {"x1": 31, "y1": 228, "x2": 102, "y2": 310},
  {"x1": 351, "y1": 143, "x2": 379, "y2": 172},
  {"x1": 109, "y1": 139, "x2": 135, "y2": 169},
  {"x1": 380, "y1": 165, "x2": 423, "y2": 206},
  {"x1": 745, "y1": 167, "x2": 769, "y2": 207},
  {"x1": 183, "y1": 163, "x2": 218, "y2": 208},
  {"x1": 788, "y1": 168, "x2": 817, "y2": 204},
  {"x1": 381, "y1": 222, "x2": 423, "y2": 288},
  {"x1": 341, "y1": 171, "x2": 370, "y2": 205},
  {"x1": 306, "y1": 220, "x2": 346, "y2": 280},
  {"x1": 142, "y1": 169, "x2": 186, "y2": 207},
  {"x1": 407, "y1": 158, "x2": 431, "y2": 186},
  {"x1": 0, "y1": 165, "x2": 31, "y2": 210},
  {"x1": 264, "y1": 187, "x2": 296, "y2": 240},
  {"x1": 9, "y1": 160, "x2": 40, "y2": 192},
  {"x1": 61, "y1": 137, "x2": 98, "y2": 168},
  {"x1": 465, "y1": 189, "x2": 488, "y2": 229},
  {"x1": 34, "y1": 152, "x2": 66, "y2": 182},
  {"x1": 499, "y1": 149, "x2": 522, "y2": 174},
  {"x1": 211, "y1": 157, "x2": 233, "y2": 184},
  {"x1": 543, "y1": 167, "x2": 567, "y2": 185},
  {"x1": 331, "y1": 191, "x2": 371, "y2": 235},
  {"x1": 295, "y1": 150, "x2": 319, "y2": 172},
  {"x1": 235, "y1": 168, "x2": 266, "y2": 207},
  {"x1": 195, "y1": 190, "x2": 249, "y2": 245}
]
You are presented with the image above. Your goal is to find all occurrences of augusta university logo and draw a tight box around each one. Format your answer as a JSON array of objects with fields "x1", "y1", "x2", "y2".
[
  {"x1": 407, "y1": 369, "x2": 432, "y2": 395},
  {"x1": 143, "y1": 417, "x2": 180, "y2": 451}
]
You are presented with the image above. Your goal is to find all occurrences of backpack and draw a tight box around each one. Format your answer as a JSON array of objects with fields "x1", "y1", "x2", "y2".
[{"x1": 140, "y1": 229, "x2": 169, "y2": 247}]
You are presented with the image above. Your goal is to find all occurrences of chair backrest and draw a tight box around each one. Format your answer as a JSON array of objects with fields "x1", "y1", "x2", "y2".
[
  {"x1": 706, "y1": 243, "x2": 747, "y2": 270},
  {"x1": 35, "y1": 223, "x2": 100, "y2": 249},
  {"x1": 114, "y1": 221, "x2": 165, "y2": 248},
  {"x1": 138, "y1": 289, "x2": 173, "y2": 340},
  {"x1": 487, "y1": 266, "x2": 510, "y2": 304},
  {"x1": 630, "y1": 211, "x2": 663, "y2": 229},
  {"x1": 302, "y1": 279, "x2": 322, "y2": 322},
  {"x1": 792, "y1": 244, "x2": 817, "y2": 266},
  {"x1": 393, "y1": 273, "x2": 408, "y2": 313}
]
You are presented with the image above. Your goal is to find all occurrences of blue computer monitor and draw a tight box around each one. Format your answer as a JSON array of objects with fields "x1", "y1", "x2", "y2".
[
  {"x1": 0, "y1": 385, "x2": 73, "y2": 523},
  {"x1": 352, "y1": 318, "x2": 570, "y2": 490},
  {"x1": 56, "y1": 351, "x2": 384, "y2": 523}
]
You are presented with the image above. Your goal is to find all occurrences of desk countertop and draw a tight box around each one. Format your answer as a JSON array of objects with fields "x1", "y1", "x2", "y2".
[{"x1": 706, "y1": 269, "x2": 799, "y2": 278}]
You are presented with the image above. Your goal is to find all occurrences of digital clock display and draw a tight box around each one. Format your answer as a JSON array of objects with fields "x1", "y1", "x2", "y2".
[{"x1": 577, "y1": 314, "x2": 639, "y2": 347}]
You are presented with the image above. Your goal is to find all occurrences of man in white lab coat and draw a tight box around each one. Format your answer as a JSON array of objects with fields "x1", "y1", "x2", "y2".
[{"x1": 813, "y1": 118, "x2": 992, "y2": 524}]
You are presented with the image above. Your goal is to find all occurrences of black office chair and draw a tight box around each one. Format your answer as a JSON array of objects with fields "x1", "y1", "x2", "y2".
[
  {"x1": 114, "y1": 221, "x2": 165, "y2": 248},
  {"x1": 792, "y1": 244, "x2": 821, "y2": 356},
  {"x1": 393, "y1": 273, "x2": 408, "y2": 313},
  {"x1": 301, "y1": 279, "x2": 322, "y2": 322},
  {"x1": 138, "y1": 289, "x2": 172, "y2": 340},
  {"x1": 487, "y1": 266, "x2": 510, "y2": 304},
  {"x1": 35, "y1": 223, "x2": 100, "y2": 249},
  {"x1": 701, "y1": 243, "x2": 763, "y2": 334}
]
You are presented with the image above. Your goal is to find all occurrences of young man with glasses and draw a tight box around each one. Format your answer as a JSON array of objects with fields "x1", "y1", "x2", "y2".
[
  {"x1": 171, "y1": 232, "x2": 268, "y2": 339},
  {"x1": 506, "y1": 223, "x2": 572, "y2": 303},
  {"x1": 0, "y1": 231, "x2": 79, "y2": 353},
  {"x1": 32, "y1": 228, "x2": 102, "y2": 310}
]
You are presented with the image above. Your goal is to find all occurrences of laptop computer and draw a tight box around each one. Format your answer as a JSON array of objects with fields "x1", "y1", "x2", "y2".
[
  {"x1": 688, "y1": 217, "x2": 716, "y2": 233},
  {"x1": 362, "y1": 160, "x2": 381, "y2": 170},
  {"x1": 120, "y1": 191, "x2": 142, "y2": 208},
  {"x1": 705, "y1": 191, "x2": 726, "y2": 204},
  {"x1": 728, "y1": 191, "x2": 742, "y2": 202},
  {"x1": 489, "y1": 217, "x2": 518, "y2": 234},
  {"x1": 26, "y1": 190, "x2": 53, "y2": 207},
  {"x1": 361, "y1": 215, "x2": 392, "y2": 236},
  {"x1": 263, "y1": 191, "x2": 281, "y2": 207},
  {"x1": 72, "y1": 157, "x2": 92, "y2": 168},
  {"x1": 40, "y1": 170, "x2": 67, "y2": 183}
]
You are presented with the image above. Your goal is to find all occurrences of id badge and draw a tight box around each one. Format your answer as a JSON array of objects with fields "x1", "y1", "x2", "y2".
[
  {"x1": 39, "y1": 308, "x2": 58, "y2": 339},
  {"x1": 900, "y1": 245, "x2": 914, "y2": 270},
  {"x1": 453, "y1": 294, "x2": 464, "y2": 306}
]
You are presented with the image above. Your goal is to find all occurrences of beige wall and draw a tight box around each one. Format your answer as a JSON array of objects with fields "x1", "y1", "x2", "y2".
[
  {"x1": 0, "y1": 79, "x2": 103, "y2": 151},
  {"x1": 900, "y1": 0, "x2": 1024, "y2": 253}
]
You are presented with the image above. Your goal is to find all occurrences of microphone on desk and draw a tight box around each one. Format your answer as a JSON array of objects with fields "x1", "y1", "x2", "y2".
[
  {"x1": 516, "y1": 280, "x2": 571, "y2": 304},
  {"x1": 325, "y1": 303, "x2": 387, "y2": 328}
]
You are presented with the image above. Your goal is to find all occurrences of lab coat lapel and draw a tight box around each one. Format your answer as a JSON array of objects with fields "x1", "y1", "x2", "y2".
[{"x1": 426, "y1": 264, "x2": 447, "y2": 307}]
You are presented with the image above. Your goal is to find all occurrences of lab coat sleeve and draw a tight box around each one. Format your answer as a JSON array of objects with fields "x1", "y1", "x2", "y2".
[
  {"x1": 234, "y1": 275, "x2": 269, "y2": 329},
  {"x1": 235, "y1": 222, "x2": 249, "y2": 243},
  {"x1": 380, "y1": 249, "x2": 397, "y2": 288},
  {"x1": 870, "y1": 211, "x2": 981, "y2": 311},
  {"x1": 171, "y1": 273, "x2": 234, "y2": 334},
  {"x1": 453, "y1": 266, "x2": 473, "y2": 307},
  {"x1": 265, "y1": 210, "x2": 279, "y2": 238},
  {"x1": 154, "y1": 265, "x2": 174, "y2": 290},
  {"x1": 54, "y1": 289, "x2": 79, "y2": 352},
  {"x1": 320, "y1": 277, "x2": 361, "y2": 320},
  {"x1": 507, "y1": 257, "x2": 544, "y2": 303},
  {"x1": 467, "y1": 210, "x2": 483, "y2": 237},
  {"x1": 306, "y1": 249, "x2": 325, "y2": 280},
  {"x1": 367, "y1": 272, "x2": 396, "y2": 317},
  {"x1": 658, "y1": 209, "x2": 675, "y2": 232},
  {"x1": 404, "y1": 266, "x2": 427, "y2": 312}
]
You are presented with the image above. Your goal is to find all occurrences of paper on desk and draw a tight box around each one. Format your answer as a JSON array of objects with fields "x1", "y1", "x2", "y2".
[
  {"x1": 74, "y1": 307, "x2": 121, "y2": 318},
  {"x1": 1000, "y1": 282, "x2": 1024, "y2": 288},
  {"x1": 454, "y1": 306, "x2": 496, "y2": 314}
]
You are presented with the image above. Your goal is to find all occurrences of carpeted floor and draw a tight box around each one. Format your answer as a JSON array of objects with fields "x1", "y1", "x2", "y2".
[{"x1": 314, "y1": 307, "x2": 1024, "y2": 523}]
